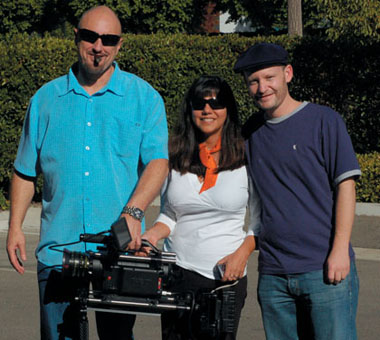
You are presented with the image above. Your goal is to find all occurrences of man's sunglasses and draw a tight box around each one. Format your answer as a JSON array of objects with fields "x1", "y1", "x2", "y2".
[
  {"x1": 77, "y1": 28, "x2": 121, "y2": 46},
  {"x1": 191, "y1": 97, "x2": 226, "y2": 110}
]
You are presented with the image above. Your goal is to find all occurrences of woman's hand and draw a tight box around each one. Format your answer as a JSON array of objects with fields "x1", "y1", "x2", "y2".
[
  {"x1": 136, "y1": 230, "x2": 159, "y2": 256},
  {"x1": 217, "y1": 235, "x2": 256, "y2": 282},
  {"x1": 135, "y1": 222, "x2": 171, "y2": 256},
  {"x1": 217, "y1": 250, "x2": 247, "y2": 282}
]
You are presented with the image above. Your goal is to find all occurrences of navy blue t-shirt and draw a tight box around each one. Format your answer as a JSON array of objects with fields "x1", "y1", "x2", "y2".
[{"x1": 245, "y1": 102, "x2": 361, "y2": 274}]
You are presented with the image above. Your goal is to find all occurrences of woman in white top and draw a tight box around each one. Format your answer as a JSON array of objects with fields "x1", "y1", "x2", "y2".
[{"x1": 142, "y1": 75, "x2": 261, "y2": 340}]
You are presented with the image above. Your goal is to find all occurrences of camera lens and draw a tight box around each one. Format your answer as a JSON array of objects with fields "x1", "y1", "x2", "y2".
[{"x1": 62, "y1": 250, "x2": 91, "y2": 278}]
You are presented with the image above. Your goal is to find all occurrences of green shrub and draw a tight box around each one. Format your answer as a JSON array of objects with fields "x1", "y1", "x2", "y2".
[
  {"x1": 0, "y1": 188, "x2": 9, "y2": 210},
  {"x1": 356, "y1": 153, "x2": 380, "y2": 203},
  {"x1": 1, "y1": 33, "x2": 379, "y2": 205}
]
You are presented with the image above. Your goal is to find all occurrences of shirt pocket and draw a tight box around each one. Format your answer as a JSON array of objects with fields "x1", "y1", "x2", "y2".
[{"x1": 109, "y1": 118, "x2": 143, "y2": 158}]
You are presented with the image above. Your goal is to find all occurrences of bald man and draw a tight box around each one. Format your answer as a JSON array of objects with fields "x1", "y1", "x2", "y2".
[{"x1": 7, "y1": 6, "x2": 168, "y2": 339}]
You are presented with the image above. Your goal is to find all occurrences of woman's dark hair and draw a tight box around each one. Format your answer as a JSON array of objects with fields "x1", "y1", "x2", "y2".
[{"x1": 169, "y1": 75, "x2": 245, "y2": 176}]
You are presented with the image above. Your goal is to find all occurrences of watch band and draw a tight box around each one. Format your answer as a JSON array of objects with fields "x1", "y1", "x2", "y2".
[{"x1": 122, "y1": 205, "x2": 144, "y2": 221}]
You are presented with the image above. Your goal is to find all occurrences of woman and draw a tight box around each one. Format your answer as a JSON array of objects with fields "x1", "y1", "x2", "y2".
[{"x1": 142, "y1": 75, "x2": 261, "y2": 339}]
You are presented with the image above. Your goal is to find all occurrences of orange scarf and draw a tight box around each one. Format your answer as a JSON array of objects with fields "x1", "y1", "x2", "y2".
[{"x1": 198, "y1": 137, "x2": 222, "y2": 194}]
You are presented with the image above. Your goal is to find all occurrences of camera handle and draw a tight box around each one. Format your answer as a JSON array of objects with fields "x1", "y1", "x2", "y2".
[{"x1": 141, "y1": 239, "x2": 161, "y2": 254}]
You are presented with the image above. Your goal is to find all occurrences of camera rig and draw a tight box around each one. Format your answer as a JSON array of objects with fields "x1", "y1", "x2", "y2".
[{"x1": 61, "y1": 218, "x2": 236, "y2": 339}]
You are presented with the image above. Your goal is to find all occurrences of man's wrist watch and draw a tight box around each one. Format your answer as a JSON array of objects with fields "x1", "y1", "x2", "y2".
[{"x1": 122, "y1": 205, "x2": 144, "y2": 222}]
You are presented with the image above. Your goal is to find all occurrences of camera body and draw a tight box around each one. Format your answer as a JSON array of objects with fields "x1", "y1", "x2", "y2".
[{"x1": 63, "y1": 246, "x2": 176, "y2": 297}]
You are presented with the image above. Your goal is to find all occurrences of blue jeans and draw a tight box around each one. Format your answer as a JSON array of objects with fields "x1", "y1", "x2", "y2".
[
  {"x1": 257, "y1": 260, "x2": 359, "y2": 340},
  {"x1": 37, "y1": 262, "x2": 135, "y2": 340}
]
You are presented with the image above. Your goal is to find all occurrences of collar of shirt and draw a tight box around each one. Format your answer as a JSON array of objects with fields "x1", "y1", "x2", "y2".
[{"x1": 60, "y1": 61, "x2": 125, "y2": 97}]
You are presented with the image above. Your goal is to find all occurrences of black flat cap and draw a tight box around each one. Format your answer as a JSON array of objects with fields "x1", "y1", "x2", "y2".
[{"x1": 234, "y1": 42, "x2": 289, "y2": 74}]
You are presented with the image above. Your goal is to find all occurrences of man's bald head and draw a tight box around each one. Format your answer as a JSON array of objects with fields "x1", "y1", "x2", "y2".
[{"x1": 78, "y1": 6, "x2": 122, "y2": 35}]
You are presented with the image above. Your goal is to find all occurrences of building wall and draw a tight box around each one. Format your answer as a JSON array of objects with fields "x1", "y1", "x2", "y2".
[{"x1": 219, "y1": 12, "x2": 254, "y2": 33}]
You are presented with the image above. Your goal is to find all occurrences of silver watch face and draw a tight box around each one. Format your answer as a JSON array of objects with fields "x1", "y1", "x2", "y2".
[{"x1": 134, "y1": 208, "x2": 144, "y2": 220}]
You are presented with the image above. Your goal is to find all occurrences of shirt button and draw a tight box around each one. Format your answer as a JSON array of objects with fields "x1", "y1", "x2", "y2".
[
  {"x1": 84, "y1": 172, "x2": 89, "y2": 176},
  {"x1": 87, "y1": 122, "x2": 92, "y2": 127},
  {"x1": 89, "y1": 99, "x2": 93, "y2": 103},
  {"x1": 85, "y1": 146, "x2": 90, "y2": 150}
]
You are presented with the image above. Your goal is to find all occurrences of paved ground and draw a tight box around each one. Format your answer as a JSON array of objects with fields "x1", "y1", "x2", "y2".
[{"x1": 1, "y1": 203, "x2": 380, "y2": 339}]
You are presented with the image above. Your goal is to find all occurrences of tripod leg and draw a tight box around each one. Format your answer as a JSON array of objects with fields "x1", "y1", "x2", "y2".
[{"x1": 77, "y1": 287, "x2": 89, "y2": 340}]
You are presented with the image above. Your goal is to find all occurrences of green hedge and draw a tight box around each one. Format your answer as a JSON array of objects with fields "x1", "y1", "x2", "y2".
[
  {"x1": 356, "y1": 153, "x2": 380, "y2": 203},
  {"x1": 0, "y1": 33, "x2": 379, "y2": 207}
]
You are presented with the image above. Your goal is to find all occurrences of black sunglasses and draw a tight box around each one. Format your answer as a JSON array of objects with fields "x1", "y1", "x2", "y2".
[
  {"x1": 191, "y1": 97, "x2": 226, "y2": 110},
  {"x1": 77, "y1": 28, "x2": 121, "y2": 46}
]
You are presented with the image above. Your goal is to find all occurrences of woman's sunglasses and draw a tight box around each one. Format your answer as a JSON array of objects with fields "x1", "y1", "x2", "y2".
[
  {"x1": 77, "y1": 28, "x2": 121, "y2": 46},
  {"x1": 191, "y1": 97, "x2": 226, "y2": 110}
]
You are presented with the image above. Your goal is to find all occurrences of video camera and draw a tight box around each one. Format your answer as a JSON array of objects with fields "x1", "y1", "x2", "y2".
[{"x1": 61, "y1": 218, "x2": 236, "y2": 338}]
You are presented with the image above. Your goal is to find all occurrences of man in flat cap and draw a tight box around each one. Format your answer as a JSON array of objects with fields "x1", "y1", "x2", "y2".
[{"x1": 234, "y1": 42, "x2": 360, "y2": 339}]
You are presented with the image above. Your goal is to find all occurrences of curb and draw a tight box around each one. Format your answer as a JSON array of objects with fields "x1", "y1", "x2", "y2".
[{"x1": 355, "y1": 203, "x2": 380, "y2": 217}]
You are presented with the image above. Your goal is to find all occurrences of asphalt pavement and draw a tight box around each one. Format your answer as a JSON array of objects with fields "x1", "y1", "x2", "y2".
[{"x1": 1, "y1": 202, "x2": 380, "y2": 340}]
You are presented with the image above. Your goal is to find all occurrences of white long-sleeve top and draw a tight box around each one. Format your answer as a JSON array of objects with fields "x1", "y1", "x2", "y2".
[{"x1": 155, "y1": 166, "x2": 261, "y2": 279}]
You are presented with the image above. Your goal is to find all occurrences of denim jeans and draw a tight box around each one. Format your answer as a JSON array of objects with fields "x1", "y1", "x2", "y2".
[
  {"x1": 37, "y1": 262, "x2": 135, "y2": 340},
  {"x1": 257, "y1": 260, "x2": 359, "y2": 340}
]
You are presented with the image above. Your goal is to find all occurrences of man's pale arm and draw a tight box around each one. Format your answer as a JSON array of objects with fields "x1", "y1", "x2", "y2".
[
  {"x1": 121, "y1": 158, "x2": 168, "y2": 249},
  {"x1": 326, "y1": 178, "x2": 356, "y2": 284},
  {"x1": 7, "y1": 171, "x2": 36, "y2": 274}
]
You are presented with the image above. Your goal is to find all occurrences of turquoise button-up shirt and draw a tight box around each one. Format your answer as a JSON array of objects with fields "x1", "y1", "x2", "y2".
[{"x1": 15, "y1": 62, "x2": 168, "y2": 266}]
